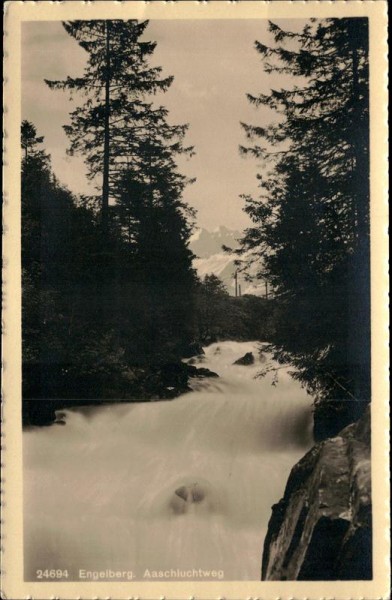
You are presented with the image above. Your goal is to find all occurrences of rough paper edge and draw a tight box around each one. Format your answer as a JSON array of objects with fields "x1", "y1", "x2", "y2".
[{"x1": 2, "y1": 1, "x2": 389, "y2": 599}]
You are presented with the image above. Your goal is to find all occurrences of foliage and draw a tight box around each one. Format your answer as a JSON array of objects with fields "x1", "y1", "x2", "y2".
[
  {"x1": 239, "y1": 18, "x2": 370, "y2": 436},
  {"x1": 195, "y1": 274, "x2": 276, "y2": 344},
  {"x1": 22, "y1": 113, "x2": 196, "y2": 412},
  {"x1": 45, "y1": 20, "x2": 194, "y2": 231},
  {"x1": 21, "y1": 120, "x2": 45, "y2": 159},
  {"x1": 44, "y1": 20, "x2": 198, "y2": 369}
]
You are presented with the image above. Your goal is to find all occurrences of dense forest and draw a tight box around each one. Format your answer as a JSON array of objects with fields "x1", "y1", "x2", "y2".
[
  {"x1": 21, "y1": 20, "x2": 272, "y2": 424},
  {"x1": 22, "y1": 125, "x2": 274, "y2": 424},
  {"x1": 22, "y1": 20, "x2": 199, "y2": 424},
  {"x1": 23, "y1": 18, "x2": 370, "y2": 441},
  {"x1": 238, "y1": 18, "x2": 370, "y2": 439}
]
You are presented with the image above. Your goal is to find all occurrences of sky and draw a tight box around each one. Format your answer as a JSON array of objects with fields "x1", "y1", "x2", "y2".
[{"x1": 22, "y1": 19, "x2": 303, "y2": 230}]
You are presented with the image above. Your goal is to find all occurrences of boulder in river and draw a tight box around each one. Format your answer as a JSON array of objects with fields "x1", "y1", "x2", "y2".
[
  {"x1": 262, "y1": 406, "x2": 371, "y2": 580},
  {"x1": 233, "y1": 352, "x2": 255, "y2": 366},
  {"x1": 186, "y1": 364, "x2": 219, "y2": 378},
  {"x1": 187, "y1": 355, "x2": 206, "y2": 365},
  {"x1": 175, "y1": 483, "x2": 206, "y2": 504},
  {"x1": 169, "y1": 480, "x2": 217, "y2": 516}
]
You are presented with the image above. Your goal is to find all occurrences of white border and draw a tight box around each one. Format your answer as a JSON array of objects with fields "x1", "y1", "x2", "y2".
[{"x1": 2, "y1": 2, "x2": 389, "y2": 598}]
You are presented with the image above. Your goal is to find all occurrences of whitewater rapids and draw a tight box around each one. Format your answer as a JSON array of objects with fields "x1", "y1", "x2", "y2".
[{"x1": 23, "y1": 341, "x2": 313, "y2": 581}]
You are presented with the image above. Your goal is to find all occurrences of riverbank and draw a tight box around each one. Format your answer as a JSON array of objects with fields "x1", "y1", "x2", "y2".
[
  {"x1": 22, "y1": 360, "x2": 218, "y2": 426},
  {"x1": 262, "y1": 406, "x2": 371, "y2": 580}
]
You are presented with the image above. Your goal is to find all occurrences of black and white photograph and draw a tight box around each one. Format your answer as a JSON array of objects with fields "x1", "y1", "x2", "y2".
[{"x1": 2, "y1": 1, "x2": 389, "y2": 598}]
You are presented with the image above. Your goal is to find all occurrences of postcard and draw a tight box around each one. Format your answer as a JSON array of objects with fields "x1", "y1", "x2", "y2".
[{"x1": 2, "y1": 1, "x2": 389, "y2": 598}]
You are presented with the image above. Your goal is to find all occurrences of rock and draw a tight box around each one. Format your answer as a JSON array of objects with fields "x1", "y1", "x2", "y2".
[
  {"x1": 195, "y1": 367, "x2": 219, "y2": 378},
  {"x1": 175, "y1": 483, "x2": 206, "y2": 504},
  {"x1": 169, "y1": 480, "x2": 218, "y2": 516},
  {"x1": 187, "y1": 355, "x2": 206, "y2": 365},
  {"x1": 186, "y1": 364, "x2": 219, "y2": 378},
  {"x1": 22, "y1": 399, "x2": 57, "y2": 427},
  {"x1": 233, "y1": 352, "x2": 255, "y2": 366},
  {"x1": 262, "y1": 406, "x2": 371, "y2": 581}
]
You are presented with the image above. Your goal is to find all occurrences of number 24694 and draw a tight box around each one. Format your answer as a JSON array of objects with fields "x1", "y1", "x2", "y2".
[{"x1": 36, "y1": 569, "x2": 69, "y2": 579}]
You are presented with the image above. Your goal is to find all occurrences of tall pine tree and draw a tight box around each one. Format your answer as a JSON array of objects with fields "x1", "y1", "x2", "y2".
[
  {"x1": 45, "y1": 20, "x2": 193, "y2": 231},
  {"x1": 239, "y1": 18, "x2": 370, "y2": 438},
  {"x1": 46, "y1": 20, "x2": 197, "y2": 367}
]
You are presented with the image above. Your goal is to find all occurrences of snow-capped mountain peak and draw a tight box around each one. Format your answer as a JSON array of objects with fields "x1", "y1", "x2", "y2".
[
  {"x1": 190, "y1": 226, "x2": 266, "y2": 296},
  {"x1": 189, "y1": 226, "x2": 241, "y2": 259}
]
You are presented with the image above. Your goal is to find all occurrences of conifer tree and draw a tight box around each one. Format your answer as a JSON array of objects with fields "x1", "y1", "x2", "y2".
[
  {"x1": 239, "y1": 18, "x2": 370, "y2": 437},
  {"x1": 21, "y1": 120, "x2": 45, "y2": 160},
  {"x1": 45, "y1": 20, "x2": 197, "y2": 365},
  {"x1": 113, "y1": 129, "x2": 197, "y2": 364},
  {"x1": 45, "y1": 20, "x2": 193, "y2": 232}
]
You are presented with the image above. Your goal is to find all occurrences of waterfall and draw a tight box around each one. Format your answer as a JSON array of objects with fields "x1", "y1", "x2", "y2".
[{"x1": 23, "y1": 341, "x2": 313, "y2": 581}]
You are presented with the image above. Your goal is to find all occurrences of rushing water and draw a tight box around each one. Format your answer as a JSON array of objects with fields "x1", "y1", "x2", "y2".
[{"x1": 23, "y1": 341, "x2": 313, "y2": 581}]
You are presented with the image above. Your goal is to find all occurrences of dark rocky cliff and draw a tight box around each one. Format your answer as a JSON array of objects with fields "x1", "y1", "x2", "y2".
[{"x1": 262, "y1": 406, "x2": 371, "y2": 580}]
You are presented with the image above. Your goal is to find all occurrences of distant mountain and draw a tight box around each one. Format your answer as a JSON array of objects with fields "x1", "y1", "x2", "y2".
[
  {"x1": 189, "y1": 226, "x2": 241, "y2": 259},
  {"x1": 190, "y1": 227, "x2": 266, "y2": 296}
]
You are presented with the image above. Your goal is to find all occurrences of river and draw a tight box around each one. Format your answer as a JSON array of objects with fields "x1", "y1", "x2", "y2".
[{"x1": 23, "y1": 340, "x2": 313, "y2": 581}]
